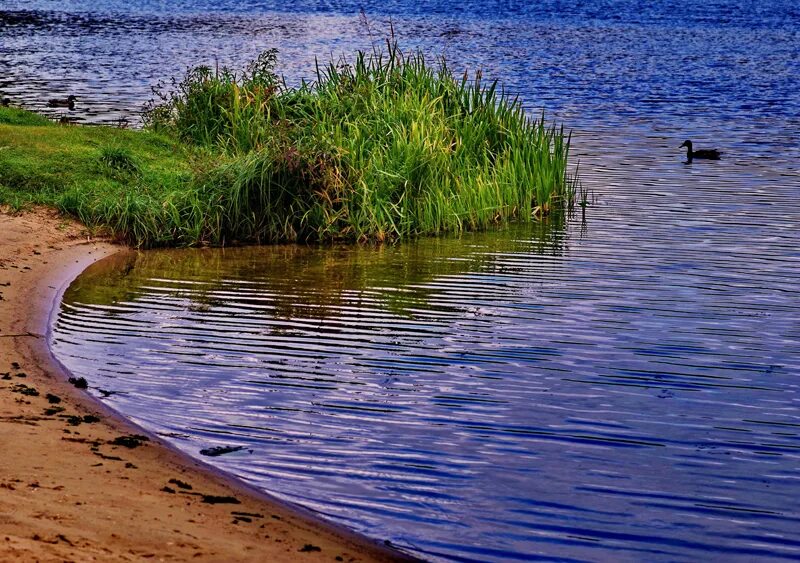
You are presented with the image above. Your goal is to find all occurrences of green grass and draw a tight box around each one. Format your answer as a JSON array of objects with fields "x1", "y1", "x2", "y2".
[
  {"x1": 0, "y1": 106, "x2": 52, "y2": 126},
  {"x1": 1, "y1": 43, "x2": 576, "y2": 247},
  {"x1": 0, "y1": 109, "x2": 211, "y2": 244}
]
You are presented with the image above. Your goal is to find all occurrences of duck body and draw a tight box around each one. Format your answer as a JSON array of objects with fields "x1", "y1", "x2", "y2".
[
  {"x1": 680, "y1": 140, "x2": 721, "y2": 161},
  {"x1": 47, "y1": 95, "x2": 77, "y2": 109}
]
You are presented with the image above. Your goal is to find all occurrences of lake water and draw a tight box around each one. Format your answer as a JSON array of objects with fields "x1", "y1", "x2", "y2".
[{"x1": 5, "y1": 0, "x2": 799, "y2": 560}]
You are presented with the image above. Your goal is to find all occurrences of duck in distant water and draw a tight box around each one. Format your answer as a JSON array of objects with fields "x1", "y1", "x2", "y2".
[
  {"x1": 47, "y1": 95, "x2": 77, "y2": 109},
  {"x1": 680, "y1": 140, "x2": 721, "y2": 162}
]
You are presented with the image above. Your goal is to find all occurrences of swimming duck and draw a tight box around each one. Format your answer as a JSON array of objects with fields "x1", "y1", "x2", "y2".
[
  {"x1": 47, "y1": 95, "x2": 77, "y2": 109},
  {"x1": 680, "y1": 140, "x2": 721, "y2": 161}
]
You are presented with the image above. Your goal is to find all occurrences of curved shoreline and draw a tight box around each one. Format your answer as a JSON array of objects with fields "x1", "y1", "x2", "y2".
[{"x1": 0, "y1": 208, "x2": 413, "y2": 562}]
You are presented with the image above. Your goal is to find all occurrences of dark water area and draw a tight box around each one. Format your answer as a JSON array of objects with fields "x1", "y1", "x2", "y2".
[{"x1": 9, "y1": 0, "x2": 797, "y2": 560}]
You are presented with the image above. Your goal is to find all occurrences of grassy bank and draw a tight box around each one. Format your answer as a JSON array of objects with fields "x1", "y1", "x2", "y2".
[
  {"x1": 1, "y1": 45, "x2": 575, "y2": 247},
  {"x1": 0, "y1": 106, "x2": 206, "y2": 244}
]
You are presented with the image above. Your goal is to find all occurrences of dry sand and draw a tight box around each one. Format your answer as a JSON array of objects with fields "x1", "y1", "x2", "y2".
[{"x1": 0, "y1": 208, "x2": 413, "y2": 562}]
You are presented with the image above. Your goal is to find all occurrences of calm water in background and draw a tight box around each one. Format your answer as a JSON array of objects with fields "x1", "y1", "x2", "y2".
[{"x1": 4, "y1": 0, "x2": 799, "y2": 560}]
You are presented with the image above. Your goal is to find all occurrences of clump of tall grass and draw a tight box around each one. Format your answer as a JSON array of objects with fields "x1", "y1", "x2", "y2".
[
  {"x1": 144, "y1": 42, "x2": 576, "y2": 245},
  {"x1": 145, "y1": 49, "x2": 280, "y2": 154},
  {"x1": 99, "y1": 146, "x2": 140, "y2": 174}
]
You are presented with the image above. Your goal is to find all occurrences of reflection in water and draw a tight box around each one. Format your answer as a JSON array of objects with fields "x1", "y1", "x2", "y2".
[{"x1": 65, "y1": 216, "x2": 569, "y2": 322}]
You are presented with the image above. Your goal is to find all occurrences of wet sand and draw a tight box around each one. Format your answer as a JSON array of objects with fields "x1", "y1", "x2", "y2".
[{"x1": 0, "y1": 208, "x2": 412, "y2": 562}]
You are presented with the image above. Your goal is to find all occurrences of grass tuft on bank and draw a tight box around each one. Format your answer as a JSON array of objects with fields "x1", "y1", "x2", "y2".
[
  {"x1": 1, "y1": 44, "x2": 576, "y2": 247},
  {"x1": 0, "y1": 110, "x2": 209, "y2": 244}
]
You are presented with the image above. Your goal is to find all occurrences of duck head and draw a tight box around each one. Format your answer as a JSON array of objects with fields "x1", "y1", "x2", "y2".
[
  {"x1": 67, "y1": 95, "x2": 78, "y2": 102},
  {"x1": 679, "y1": 140, "x2": 692, "y2": 149}
]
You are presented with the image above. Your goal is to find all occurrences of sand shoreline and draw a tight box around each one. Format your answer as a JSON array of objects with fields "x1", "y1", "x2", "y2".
[{"x1": 0, "y1": 208, "x2": 412, "y2": 562}]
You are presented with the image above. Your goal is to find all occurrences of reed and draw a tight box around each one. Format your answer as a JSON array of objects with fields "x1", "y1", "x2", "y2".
[
  {"x1": 145, "y1": 42, "x2": 576, "y2": 245},
  {"x1": 2, "y1": 43, "x2": 576, "y2": 247},
  {"x1": 146, "y1": 50, "x2": 280, "y2": 154}
]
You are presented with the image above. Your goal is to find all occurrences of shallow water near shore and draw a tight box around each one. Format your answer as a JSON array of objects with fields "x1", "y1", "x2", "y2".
[
  {"x1": 8, "y1": 0, "x2": 798, "y2": 560},
  {"x1": 53, "y1": 129, "x2": 800, "y2": 560}
]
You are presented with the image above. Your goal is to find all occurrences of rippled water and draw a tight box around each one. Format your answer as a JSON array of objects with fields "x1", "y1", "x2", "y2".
[
  {"x1": 14, "y1": 0, "x2": 798, "y2": 560},
  {"x1": 54, "y1": 132, "x2": 800, "y2": 560},
  {"x1": 3, "y1": 1, "x2": 800, "y2": 136}
]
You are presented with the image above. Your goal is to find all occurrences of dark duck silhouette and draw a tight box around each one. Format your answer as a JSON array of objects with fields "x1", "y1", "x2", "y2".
[
  {"x1": 47, "y1": 95, "x2": 77, "y2": 109},
  {"x1": 680, "y1": 140, "x2": 721, "y2": 162}
]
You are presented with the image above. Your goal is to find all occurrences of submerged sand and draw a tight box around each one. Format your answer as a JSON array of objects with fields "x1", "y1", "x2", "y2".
[{"x1": 0, "y1": 208, "x2": 410, "y2": 562}]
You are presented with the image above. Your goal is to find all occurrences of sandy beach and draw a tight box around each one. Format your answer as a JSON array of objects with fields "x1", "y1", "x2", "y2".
[{"x1": 0, "y1": 208, "x2": 410, "y2": 562}]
